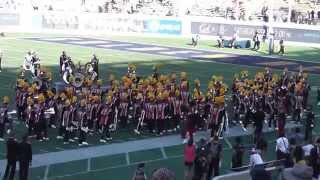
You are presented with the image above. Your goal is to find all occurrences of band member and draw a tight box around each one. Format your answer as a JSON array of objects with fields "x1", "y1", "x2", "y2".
[
  {"x1": 155, "y1": 92, "x2": 167, "y2": 135},
  {"x1": 68, "y1": 96, "x2": 78, "y2": 141},
  {"x1": 208, "y1": 100, "x2": 220, "y2": 138},
  {"x1": 56, "y1": 93, "x2": 66, "y2": 139},
  {"x1": 119, "y1": 90, "x2": 129, "y2": 128},
  {"x1": 172, "y1": 89, "x2": 181, "y2": 131},
  {"x1": 16, "y1": 80, "x2": 28, "y2": 122},
  {"x1": 278, "y1": 39, "x2": 285, "y2": 55},
  {"x1": 78, "y1": 99, "x2": 89, "y2": 146},
  {"x1": 0, "y1": 96, "x2": 9, "y2": 141},
  {"x1": 59, "y1": 51, "x2": 67, "y2": 74},
  {"x1": 277, "y1": 112, "x2": 286, "y2": 137},
  {"x1": 293, "y1": 83, "x2": 304, "y2": 123},
  {"x1": 180, "y1": 72, "x2": 189, "y2": 105},
  {"x1": 191, "y1": 35, "x2": 200, "y2": 47},
  {"x1": 62, "y1": 99, "x2": 72, "y2": 144},
  {"x1": 34, "y1": 94, "x2": 46, "y2": 141},
  {"x1": 46, "y1": 90, "x2": 57, "y2": 128},
  {"x1": 90, "y1": 54, "x2": 99, "y2": 78},
  {"x1": 26, "y1": 97, "x2": 35, "y2": 136},
  {"x1": 145, "y1": 93, "x2": 156, "y2": 133},
  {"x1": 252, "y1": 31, "x2": 260, "y2": 50},
  {"x1": 217, "y1": 35, "x2": 224, "y2": 48},
  {"x1": 99, "y1": 96, "x2": 113, "y2": 143}
]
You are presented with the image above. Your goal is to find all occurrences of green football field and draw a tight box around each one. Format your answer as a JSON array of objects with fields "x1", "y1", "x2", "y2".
[{"x1": 0, "y1": 33, "x2": 319, "y2": 180}]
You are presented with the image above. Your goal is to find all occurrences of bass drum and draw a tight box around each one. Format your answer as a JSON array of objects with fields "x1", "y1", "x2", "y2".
[{"x1": 72, "y1": 72, "x2": 85, "y2": 88}]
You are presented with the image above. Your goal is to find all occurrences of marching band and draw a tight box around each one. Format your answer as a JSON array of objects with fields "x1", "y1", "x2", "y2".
[{"x1": 0, "y1": 50, "x2": 316, "y2": 146}]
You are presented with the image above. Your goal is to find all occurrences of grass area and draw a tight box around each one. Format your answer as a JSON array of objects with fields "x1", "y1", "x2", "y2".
[
  {"x1": 0, "y1": 34, "x2": 319, "y2": 156},
  {"x1": 0, "y1": 33, "x2": 319, "y2": 179}
]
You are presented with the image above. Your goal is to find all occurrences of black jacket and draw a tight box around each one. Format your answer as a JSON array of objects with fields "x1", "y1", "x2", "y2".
[
  {"x1": 6, "y1": 138, "x2": 19, "y2": 162},
  {"x1": 19, "y1": 142, "x2": 32, "y2": 162}
]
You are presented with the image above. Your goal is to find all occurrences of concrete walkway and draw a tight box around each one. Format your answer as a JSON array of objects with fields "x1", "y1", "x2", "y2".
[{"x1": 0, "y1": 121, "x2": 302, "y2": 174}]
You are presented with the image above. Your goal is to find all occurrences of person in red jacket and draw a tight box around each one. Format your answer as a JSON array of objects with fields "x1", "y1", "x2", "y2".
[{"x1": 184, "y1": 138, "x2": 196, "y2": 180}]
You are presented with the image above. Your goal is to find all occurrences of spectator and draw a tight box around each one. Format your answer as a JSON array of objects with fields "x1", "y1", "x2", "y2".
[
  {"x1": 207, "y1": 136, "x2": 222, "y2": 178},
  {"x1": 3, "y1": 133, "x2": 19, "y2": 180},
  {"x1": 305, "y1": 106, "x2": 315, "y2": 141},
  {"x1": 193, "y1": 147, "x2": 208, "y2": 180},
  {"x1": 184, "y1": 138, "x2": 196, "y2": 180},
  {"x1": 151, "y1": 168, "x2": 176, "y2": 180},
  {"x1": 132, "y1": 163, "x2": 147, "y2": 180},
  {"x1": 310, "y1": 138, "x2": 320, "y2": 179},
  {"x1": 302, "y1": 139, "x2": 314, "y2": 164},
  {"x1": 276, "y1": 133, "x2": 293, "y2": 167},
  {"x1": 250, "y1": 165, "x2": 271, "y2": 180},
  {"x1": 19, "y1": 135, "x2": 32, "y2": 180},
  {"x1": 290, "y1": 127, "x2": 304, "y2": 146},
  {"x1": 231, "y1": 137, "x2": 244, "y2": 168},
  {"x1": 293, "y1": 145, "x2": 304, "y2": 163},
  {"x1": 281, "y1": 161, "x2": 316, "y2": 180},
  {"x1": 249, "y1": 148, "x2": 264, "y2": 166}
]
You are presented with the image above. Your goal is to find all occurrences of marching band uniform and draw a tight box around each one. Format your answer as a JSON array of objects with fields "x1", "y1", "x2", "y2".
[
  {"x1": 25, "y1": 98, "x2": 35, "y2": 136},
  {"x1": 34, "y1": 94, "x2": 46, "y2": 141},
  {"x1": 99, "y1": 98, "x2": 113, "y2": 143},
  {"x1": 90, "y1": 54, "x2": 99, "y2": 78},
  {"x1": 305, "y1": 107, "x2": 315, "y2": 141},
  {"x1": 155, "y1": 95, "x2": 167, "y2": 135},
  {"x1": 77, "y1": 100, "x2": 89, "y2": 146},
  {"x1": 172, "y1": 91, "x2": 182, "y2": 131},
  {"x1": 16, "y1": 82, "x2": 27, "y2": 121},
  {"x1": 62, "y1": 100, "x2": 72, "y2": 144},
  {"x1": 59, "y1": 51, "x2": 67, "y2": 75},
  {"x1": 119, "y1": 91, "x2": 129, "y2": 128},
  {"x1": 145, "y1": 95, "x2": 156, "y2": 133},
  {"x1": 46, "y1": 91, "x2": 56, "y2": 128},
  {"x1": 0, "y1": 97, "x2": 9, "y2": 140}
]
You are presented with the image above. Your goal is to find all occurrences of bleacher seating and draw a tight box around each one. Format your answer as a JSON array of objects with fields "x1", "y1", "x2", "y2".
[{"x1": 1, "y1": 0, "x2": 319, "y2": 25}]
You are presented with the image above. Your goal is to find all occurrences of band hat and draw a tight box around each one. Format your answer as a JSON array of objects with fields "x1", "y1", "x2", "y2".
[
  {"x1": 38, "y1": 93, "x2": 45, "y2": 103},
  {"x1": 2, "y1": 96, "x2": 9, "y2": 104},
  {"x1": 180, "y1": 72, "x2": 187, "y2": 80}
]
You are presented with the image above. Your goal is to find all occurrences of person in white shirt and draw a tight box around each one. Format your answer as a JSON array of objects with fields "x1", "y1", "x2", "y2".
[
  {"x1": 249, "y1": 148, "x2": 264, "y2": 166},
  {"x1": 276, "y1": 134, "x2": 289, "y2": 160},
  {"x1": 302, "y1": 139, "x2": 314, "y2": 158}
]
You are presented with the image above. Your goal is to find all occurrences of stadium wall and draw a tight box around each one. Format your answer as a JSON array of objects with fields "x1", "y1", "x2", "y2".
[{"x1": 1, "y1": 11, "x2": 319, "y2": 46}]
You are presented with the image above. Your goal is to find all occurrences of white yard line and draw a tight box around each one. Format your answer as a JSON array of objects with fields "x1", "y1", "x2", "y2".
[
  {"x1": 224, "y1": 138, "x2": 233, "y2": 149},
  {"x1": 126, "y1": 152, "x2": 130, "y2": 165},
  {"x1": 161, "y1": 147, "x2": 168, "y2": 159},
  {"x1": 87, "y1": 158, "x2": 91, "y2": 172},
  {"x1": 44, "y1": 165, "x2": 50, "y2": 180}
]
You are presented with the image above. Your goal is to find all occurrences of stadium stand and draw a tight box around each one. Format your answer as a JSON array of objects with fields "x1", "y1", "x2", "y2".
[{"x1": 1, "y1": 0, "x2": 319, "y2": 24}]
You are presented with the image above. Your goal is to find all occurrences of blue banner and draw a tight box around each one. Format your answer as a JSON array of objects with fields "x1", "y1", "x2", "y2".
[{"x1": 143, "y1": 19, "x2": 181, "y2": 35}]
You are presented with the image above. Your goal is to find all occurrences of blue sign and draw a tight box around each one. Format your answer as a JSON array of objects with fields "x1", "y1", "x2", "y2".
[{"x1": 144, "y1": 20, "x2": 181, "y2": 35}]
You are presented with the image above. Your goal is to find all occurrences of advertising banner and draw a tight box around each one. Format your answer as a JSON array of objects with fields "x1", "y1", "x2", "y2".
[
  {"x1": 42, "y1": 13, "x2": 79, "y2": 30},
  {"x1": 191, "y1": 21, "x2": 320, "y2": 43},
  {"x1": 191, "y1": 21, "x2": 263, "y2": 38},
  {"x1": 80, "y1": 15, "x2": 144, "y2": 33},
  {"x1": 273, "y1": 27, "x2": 320, "y2": 43},
  {"x1": 0, "y1": 13, "x2": 20, "y2": 26},
  {"x1": 143, "y1": 19, "x2": 182, "y2": 35}
]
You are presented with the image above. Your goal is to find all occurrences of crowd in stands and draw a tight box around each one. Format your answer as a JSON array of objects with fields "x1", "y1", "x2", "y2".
[{"x1": 1, "y1": 0, "x2": 319, "y2": 25}]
